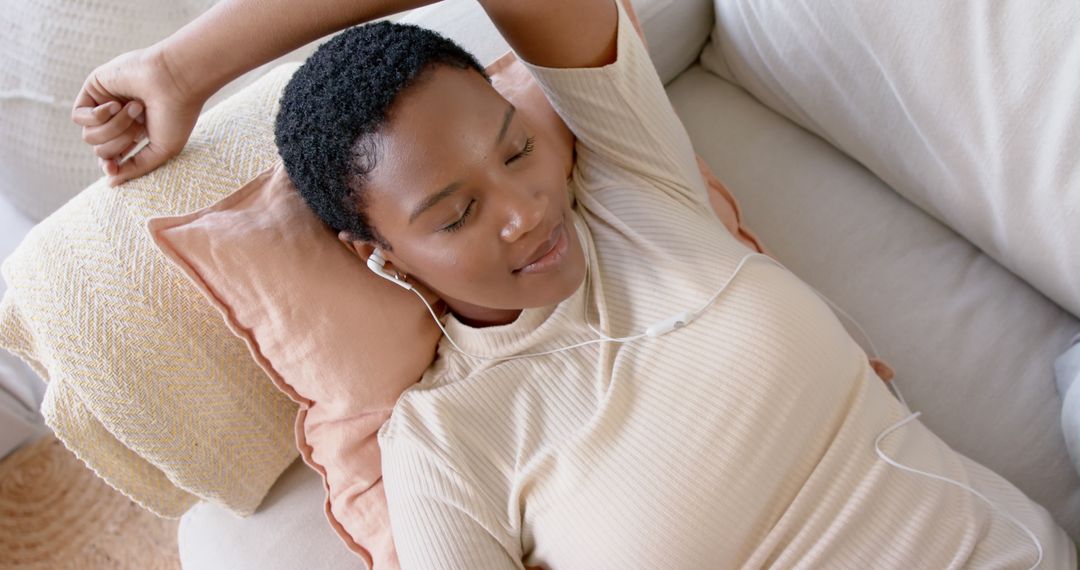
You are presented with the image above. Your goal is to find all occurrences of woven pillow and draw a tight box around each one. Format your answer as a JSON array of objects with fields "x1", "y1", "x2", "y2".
[
  {"x1": 148, "y1": 6, "x2": 773, "y2": 569},
  {"x1": 0, "y1": 64, "x2": 302, "y2": 517}
]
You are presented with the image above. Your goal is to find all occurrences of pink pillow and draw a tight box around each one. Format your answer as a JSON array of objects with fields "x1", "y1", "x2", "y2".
[
  {"x1": 150, "y1": 163, "x2": 438, "y2": 568},
  {"x1": 150, "y1": 11, "x2": 775, "y2": 570}
]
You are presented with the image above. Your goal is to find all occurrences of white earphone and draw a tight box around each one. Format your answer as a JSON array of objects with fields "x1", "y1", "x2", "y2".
[
  {"x1": 364, "y1": 244, "x2": 1044, "y2": 567},
  {"x1": 366, "y1": 248, "x2": 414, "y2": 291},
  {"x1": 364, "y1": 244, "x2": 747, "y2": 363}
]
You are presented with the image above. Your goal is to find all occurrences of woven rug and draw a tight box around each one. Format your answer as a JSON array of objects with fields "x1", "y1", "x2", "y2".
[{"x1": 0, "y1": 434, "x2": 180, "y2": 569}]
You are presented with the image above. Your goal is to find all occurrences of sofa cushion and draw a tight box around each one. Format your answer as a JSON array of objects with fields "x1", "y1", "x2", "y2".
[
  {"x1": 699, "y1": 0, "x2": 1080, "y2": 320},
  {"x1": 178, "y1": 458, "x2": 358, "y2": 570},
  {"x1": 179, "y1": 63, "x2": 1080, "y2": 570},
  {"x1": 667, "y1": 65, "x2": 1080, "y2": 540},
  {"x1": 0, "y1": 0, "x2": 216, "y2": 221}
]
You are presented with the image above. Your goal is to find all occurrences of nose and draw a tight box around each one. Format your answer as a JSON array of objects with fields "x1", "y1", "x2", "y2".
[{"x1": 498, "y1": 182, "x2": 547, "y2": 243}]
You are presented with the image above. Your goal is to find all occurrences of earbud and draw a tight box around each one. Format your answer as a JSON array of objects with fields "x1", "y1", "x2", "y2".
[{"x1": 366, "y1": 248, "x2": 413, "y2": 291}]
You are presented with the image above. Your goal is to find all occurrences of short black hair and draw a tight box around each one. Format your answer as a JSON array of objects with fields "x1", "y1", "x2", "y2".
[{"x1": 274, "y1": 21, "x2": 488, "y2": 248}]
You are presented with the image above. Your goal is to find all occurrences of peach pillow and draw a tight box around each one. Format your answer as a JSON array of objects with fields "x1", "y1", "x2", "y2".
[
  {"x1": 150, "y1": 20, "x2": 772, "y2": 570},
  {"x1": 150, "y1": 164, "x2": 434, "y2": 568}
]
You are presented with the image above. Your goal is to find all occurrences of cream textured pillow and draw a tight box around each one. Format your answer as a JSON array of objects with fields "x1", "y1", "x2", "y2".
[
  {"x1": 700, "y1": 0, "x2": 1080, "y2": 319},
  {"x1": 0, "y1": 64, "x2": 303, "y2": 517}
]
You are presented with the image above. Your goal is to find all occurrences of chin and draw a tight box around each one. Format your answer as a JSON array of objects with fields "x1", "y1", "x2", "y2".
[
  {"x1": 448, "y1": 234, "x2": 588, "y2": 313},
  {"x1": 520, "y1": 245, "x2": 587, "y2": 309}
]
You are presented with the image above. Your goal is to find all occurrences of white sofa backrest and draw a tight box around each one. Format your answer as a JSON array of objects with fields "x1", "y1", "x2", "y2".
[
  {"x1": 700, "y1": 0, "x2": 1080, "y2": 320},
  {"x1": 400, "y1": 0, "x2": 715, "y2": 83}
]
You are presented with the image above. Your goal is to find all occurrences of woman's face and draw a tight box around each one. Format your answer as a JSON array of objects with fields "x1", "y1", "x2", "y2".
[{"x1": 344, "y1": 65, "x2": 587, "y2": 325}]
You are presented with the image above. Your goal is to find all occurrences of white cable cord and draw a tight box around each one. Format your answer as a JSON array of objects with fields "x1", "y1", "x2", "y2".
[
  {"x1": 797, "y1": 270, "x2": 1042, "y2": 567},
  {"x1": 408, "y1": 248, "x2": 768, "y2": 363},
  {"x1": 408, "y1": 284, "x2": 646, "y2": 363},
  {"x1": 404, "y1": 247, "x2": 1044, "y2": 566},
  {"x1": 874, "y1": 412, "x2": 1044, "y2": 569}
]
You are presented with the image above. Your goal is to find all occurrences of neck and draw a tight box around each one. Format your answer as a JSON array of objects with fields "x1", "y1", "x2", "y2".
[
  {"x1": 445, "y1": 298, "x2": 522, "y2": 328},
  {"x1": 407, "y1": 279, "x2": 522, "y2": 328}
]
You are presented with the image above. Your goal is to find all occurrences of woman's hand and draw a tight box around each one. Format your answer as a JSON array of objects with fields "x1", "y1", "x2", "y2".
[
  {"x1": 70, "y1": 0, "x2": 437, "y2": 187},
  {"x1": 71, "y1": 45, "x2": 205, "y2": 187}
]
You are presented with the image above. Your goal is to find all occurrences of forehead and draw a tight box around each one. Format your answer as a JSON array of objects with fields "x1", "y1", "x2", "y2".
[{"x1": 366, "y1": 66, "x2": 511, "y2": 197}]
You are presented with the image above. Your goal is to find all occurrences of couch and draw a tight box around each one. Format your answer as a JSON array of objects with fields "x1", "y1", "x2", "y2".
[
  {"x1": 0, "y1": 0, "x2": 327, "y2": 463},
  {"x1": 0, "y1": 0, "x2": 1076, "y2": 567}
]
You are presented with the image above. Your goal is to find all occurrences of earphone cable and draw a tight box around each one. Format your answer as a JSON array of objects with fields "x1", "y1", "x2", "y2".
[
  {"x1": 407, "y1": 285, "x2": 648, "y2": 363},
  {"x1": 399, "y1": 244, "x2": 1043, "y2": 565},
  {"x1": 875, "y1": 412, "x2": 1044, "y2": 569}
]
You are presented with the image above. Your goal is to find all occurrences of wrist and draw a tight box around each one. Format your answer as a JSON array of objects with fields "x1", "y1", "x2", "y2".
[{"x1": 151, "y1": 36, "x2": 229, "y2": 105}]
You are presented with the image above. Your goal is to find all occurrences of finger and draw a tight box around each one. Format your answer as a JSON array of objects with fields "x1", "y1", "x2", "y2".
[
  {"x1": 101, "y1": 155, "x2": 123, "y2": 182},
  {"x1": 72, "y1": 81, "x2": 106, "y2": 118},
  {"x1": 93, "y1": 124, "x2": 144, "y2": 159},
  {"x1": 81, "y1": 100, "x2": 142, "y2": 145},
  {"x1": 72, "y1": 101, "x2": 121, "y2": 127},
  {"x1": 100, "y1": 136, "x2": 146, "y2": 177},
  {"x1": 73, "y1": 85, "x2": 97, "y2": 113},
  {"x1": 100, "y1": 156, "x2": 115, "y2": 178},
  {"x1": 72, "y1": 74, "x2": 117, "y2": 115},
  {"x1": 105, "y1": 141, "x2": 166, "y2": 187}
]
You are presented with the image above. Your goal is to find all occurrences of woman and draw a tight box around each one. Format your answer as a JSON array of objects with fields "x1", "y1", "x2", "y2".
[{"x1": 73, "y1": 0, "x2": 1075, "y2": 567}]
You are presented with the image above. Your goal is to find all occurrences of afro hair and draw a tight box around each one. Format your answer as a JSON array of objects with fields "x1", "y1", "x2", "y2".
[{"x1": 274, "y1": 21, "x2": 488, "y2": 247}]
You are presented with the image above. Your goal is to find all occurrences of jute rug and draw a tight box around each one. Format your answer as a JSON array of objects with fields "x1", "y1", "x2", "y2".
[{"x1": 0, "y1": 434, "x2": 180, "y2": 569}]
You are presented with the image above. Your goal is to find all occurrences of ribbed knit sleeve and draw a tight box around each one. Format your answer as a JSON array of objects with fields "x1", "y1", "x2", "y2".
[
  {"x1": 520, "y1": 0, "x2": 711, "y2": 211},
  {"x1": 381, "y1": 438, "x2": 524, "y2": 570}
]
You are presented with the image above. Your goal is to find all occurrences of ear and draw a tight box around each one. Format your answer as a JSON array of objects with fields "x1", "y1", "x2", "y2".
[{"x1": 337, "y1": 230, "x2": 376, "y2": 261}]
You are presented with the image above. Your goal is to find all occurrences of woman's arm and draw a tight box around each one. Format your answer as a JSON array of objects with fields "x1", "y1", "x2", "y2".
[
  {"x1": 73, "y1": 0, "x2": 618, "y2": 186},
  {"x1": 72, "y1": 0, "x2": 430, "y2": 186},
  {"x1": 169, "y1": 0, "x2": 617, "y2": 101},
  {"x1": 158, "y1": 0, "x2": 430, "y2": 105},
  {"x1": 381, "y1": 437, "x2": 526, "y2": 569},
  {"x1": 479, "y1": 0, "x2": 617, "y2": 70}
]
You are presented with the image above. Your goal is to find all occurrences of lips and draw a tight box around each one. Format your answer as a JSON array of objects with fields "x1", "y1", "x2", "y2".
[{"x1": 513, "y1": 222, "x2": 566, "y2": 274}]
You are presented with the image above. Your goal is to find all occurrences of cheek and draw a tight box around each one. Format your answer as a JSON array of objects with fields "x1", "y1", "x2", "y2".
[
  {"x1": 528, "y1": 147, "x2": 572, "y2": 205},
  {"x1": 404, "y1": 235, "x2": 504, "y2": 285},
  {"x1": 540, "y1": 138, "x2": 574, "y2": 184}
]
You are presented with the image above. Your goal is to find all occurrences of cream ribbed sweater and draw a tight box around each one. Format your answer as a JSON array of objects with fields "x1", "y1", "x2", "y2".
[{"x1": 377, "y1": 3, "x2": 1075, "y2": 568}]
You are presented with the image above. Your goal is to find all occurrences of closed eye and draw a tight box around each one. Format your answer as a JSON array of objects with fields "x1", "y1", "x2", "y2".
[
  {"x1": 442, "y1": 199, "x2": 475, "y2": 233},
  {"x1": 506, "y1": 136, "x2": 535, "y2": 165},
  {"x1": 440, "y1": 136, "x2": 532, "y2": 234}
]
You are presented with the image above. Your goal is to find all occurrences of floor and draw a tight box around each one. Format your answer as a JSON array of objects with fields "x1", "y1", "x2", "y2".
[{"x1": 0, "y1": 434, "x2": 181, "y2": 569}]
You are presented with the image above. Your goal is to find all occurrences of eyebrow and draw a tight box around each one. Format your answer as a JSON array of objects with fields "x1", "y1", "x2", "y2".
[
  {"x1": 495, "y1": 103, "x2": 516, "y2": 146},
  {"x1": 408, "y1": 103, "x2": 517, "y2": 224}
]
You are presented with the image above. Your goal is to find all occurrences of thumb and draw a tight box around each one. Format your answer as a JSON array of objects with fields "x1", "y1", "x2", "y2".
[
  {"x1": 105, "y1": 104, "x2": 200, "y2": 186},
  {"x1": 105, "y1": 141, "x2": 174, "y2": 187}
]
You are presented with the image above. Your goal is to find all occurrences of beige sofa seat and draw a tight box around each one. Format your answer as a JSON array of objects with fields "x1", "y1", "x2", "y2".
[{"x1": 176, "y1": 1, "x2": 1079, "y2": 568}]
